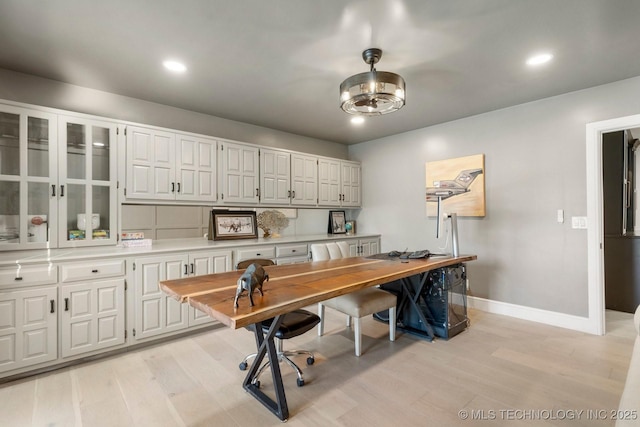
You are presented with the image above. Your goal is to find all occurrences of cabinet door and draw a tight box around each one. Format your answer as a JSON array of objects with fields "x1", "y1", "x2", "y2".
[
  {"x1": 260, "y1": 149, "x2": 290, "y2": 205},
  {"x1": 220, "y1": 142, "x2": 259, "y2": 204},
  {"x1": 126, "y1": 126, "x2": 176, "y2": 200},
  {"x1": 134, "y1": 254, "x2": 189, "y2": 340},
  {"x1": 358, "y1": 237, "x2": 380, "y2": 256},
  {"x1": 341, "y1": 161, "x2": 361, "y2": 207},
  {"x1": 0, "y1": 106, "x2": 57, "y2": 250},
  {"x1": 175, "y1": 134, "x2": 217, "y2": 202},
  {"x1": 318, "y1": 158, "x2": 341, "y2": 206},
  {"x1": 58, "y1": 116, "x2": 118, "y2": 247},
  {"x1": 60, "y1": 278, "x2": 125, "y2": 358},
  {"x1": 188, "y1": 250, "x2": 232, "y2": 326},
  {"x1": 291, "y1": 153, "x2": 317, "y2": 206},
  {"x1": 0, "y1": 286, "x2": 57, "y2": 374}
]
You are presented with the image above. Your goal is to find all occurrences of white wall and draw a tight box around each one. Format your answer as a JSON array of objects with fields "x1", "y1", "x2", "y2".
[{"x1": 350, "y1": 76, "x2": 640, "y2": 317}]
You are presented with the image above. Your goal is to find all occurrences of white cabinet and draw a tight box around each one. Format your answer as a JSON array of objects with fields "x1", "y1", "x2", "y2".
[
  {"x1": 219, "y1": 141, "x2": 259, "y2": 204},
  {"x1": 59, "y1": 259, "x2": 125, "y2": 358},
  {"x1": 0, "y1": 105, "x2": 57, "y2": 250},
  {"x1": 0, "y1": 286, "x2": 58, "y2": 374},
  {"x1": 0, "y1": 107, "x2": 118, "y2": 250},
  {"x1": 345, "y1": 237, "x2": 380, "y2": 257},
  {"x1": 291, "y1": 153, "x2": 318, "y2": 206},
  {"x1": 58, "y1": 115, "x2": 119, "y2": 247},
  {"x1": 318, "y1": 158, "x2": 361, "y2": 207},
  {"x1": 126, "y1": 125, "x2": 217, "y2": 202},
  {"x1": 275, "y1": 243, "x2": 309, "y2": 265},
  {"x1": 133, "y1": 249, "x2": 231, "y2": 340},
  {"x1": 260, "y1": 149, "x2": 318, "y2": 206},
  {"x1": 260, "y1": 148, "x2": 291, "y2": 205}
]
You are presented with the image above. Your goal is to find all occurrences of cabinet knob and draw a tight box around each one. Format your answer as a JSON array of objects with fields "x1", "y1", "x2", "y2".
[
  {"x1": 14, "y1": 277, "x2": 23, "y2": 281},
  {"x1": 91, "y1": 269, "x2": 99, "y2": 273}
]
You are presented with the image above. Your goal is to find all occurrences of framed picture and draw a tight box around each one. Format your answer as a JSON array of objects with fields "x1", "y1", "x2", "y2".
[
  {"x1": 210, "y1": 210, "x2": 258, "y2": 241},
  {"x1": 328, "y1": 210, "x2": 346, "y2": 234}
]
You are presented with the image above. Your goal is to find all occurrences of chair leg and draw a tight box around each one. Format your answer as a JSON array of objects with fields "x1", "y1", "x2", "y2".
[
  {"x1": 389, "y1": 306, "x2": 396, "y2": 342},
  {"x1": 317, "y1": 303, "x2": 325, "y2": 336},
  {"x1": 354, "y1": 317, "x2": 362, "y2": 356}
]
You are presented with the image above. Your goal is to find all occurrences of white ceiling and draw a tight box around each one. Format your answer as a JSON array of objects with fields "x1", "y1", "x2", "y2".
[{"x1": 2, "y1": 0, "x2": 640, "y2": 145}]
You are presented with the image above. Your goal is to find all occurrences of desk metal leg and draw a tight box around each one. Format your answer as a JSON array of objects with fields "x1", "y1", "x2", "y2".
[
  {"x1": 399, "y1": 274, "x2": 436, "y2": 340},
  {"x1": 242, "y1": 315, "x2": 289, "y2": 421}
]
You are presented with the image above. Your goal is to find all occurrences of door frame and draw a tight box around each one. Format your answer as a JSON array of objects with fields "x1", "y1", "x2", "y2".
[{"x1": 586, "y1": 113, "x2": 640, "y2": 335}]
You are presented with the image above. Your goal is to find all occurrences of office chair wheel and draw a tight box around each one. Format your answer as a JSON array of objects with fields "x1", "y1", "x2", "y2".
[
  {"x1": 306, "y1": 357, "x2": 314, "y2": 365},
  {"x1": 297, "y1": 378, "x2": 304, "y2": 387},
  {"x1": 239, "y1": 362, "x2": 248, "y2": 371}
]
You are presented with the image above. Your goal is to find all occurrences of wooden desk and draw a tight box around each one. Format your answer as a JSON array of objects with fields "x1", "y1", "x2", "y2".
[{"x1": 160, "y1": 254, "x2": 476, "y2": 421}]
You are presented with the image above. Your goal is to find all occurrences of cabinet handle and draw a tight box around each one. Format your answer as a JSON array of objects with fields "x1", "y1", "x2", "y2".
[
  {"x1": 14, "y1": 277, "x2": 23, "y2": 281},
  {"x1": 177, "y1": 182, "x2": 181, "y2": 193},
  {"x1": 256, "y1": 188, "x2": 259, "y2": 197},
  {"x1": 190, "y1": 263, "x2": 194, "y2": 274},
  {"x1": 171, "y1": 182, "x2": 175, "y2": 193},
  {"x1": 60, "y1": 185, "x2": 65, "y2": 197},
  {"x1": 292, "y1": 190, "x2": 296, "y2": 199},
  {"x1": 50, "y1": 300, "x2": 55, "y2": 314},
  {"x1": 292, "y1": 249, "x2": 296, "y2": 253},
  {"x1": 64, "y1": 298, "x2": 69, "y2": 311},
  {"x1": 51, "y1": 185, "x2": 56, "y2": 197},
  {"x1": 184, "y1": 264, "x2": 188, "y2": 275},
  {"x1": 91, "y1": 269, "x2": 98, "y2": 273},
  {"x1": 288, "y1": 190, "x2": 291, "y2": 198}
]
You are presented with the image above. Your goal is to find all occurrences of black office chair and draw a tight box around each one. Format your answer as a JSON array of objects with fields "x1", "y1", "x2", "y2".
[{"x1": 236, "y1": 259, "x2": 320, "y2": 387}]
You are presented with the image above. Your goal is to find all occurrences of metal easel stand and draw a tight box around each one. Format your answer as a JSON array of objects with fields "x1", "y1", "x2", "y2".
[{"x1": 242, "y1": 315, "x2": 289, "y2": 421}]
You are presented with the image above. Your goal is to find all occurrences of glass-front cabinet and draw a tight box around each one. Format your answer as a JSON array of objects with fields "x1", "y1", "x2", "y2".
[
  {"x1": 57, "y1": 115, "x2": 118, "y2": 247},
  {"x1": 0, "y1": 105, "x2": 57, "y2": 250},
  {"x1": 0, "y1": 105, "x2": 119, "y2": 251}
]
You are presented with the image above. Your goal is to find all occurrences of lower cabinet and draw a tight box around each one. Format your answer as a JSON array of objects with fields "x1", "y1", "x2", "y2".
[
  {"x1": 0, "y1": 286, "x2": 58, "y2": 374},
  {"x1": 133, "y1": 249, "x2": 232, "y2": 341},
  {"x1": 345, "y1": 237, "x2": 380, "y2": 256},
  {"x1": 60, "y1": 278, "x2": 125, "y2": 358},
  {"x1": 58, "y1": 259, "x2": 127, "y2": 359}
]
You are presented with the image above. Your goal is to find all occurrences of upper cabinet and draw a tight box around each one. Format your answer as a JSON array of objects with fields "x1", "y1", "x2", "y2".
[
  {"x1": 0, "y1": 105, "x2": 118, "y2": 251},
  {"x1": 259, "y1": 149, "x2": 318, "y2": 206},
  {"x1": 125, "y1": 125, "x2": 217, "y2": 203},
  {"x1": 0, "y1": 105, "x2": 57, "y2": 250},
  {"x1": 58, "y1": 115, "x2": 119, "y2": 247},
  {"x1": 318, "y1": 158, "x2": 361, "y2": 207},
  {"x1": 219, "y1": 141, "x2": 259, "y2": 204}
]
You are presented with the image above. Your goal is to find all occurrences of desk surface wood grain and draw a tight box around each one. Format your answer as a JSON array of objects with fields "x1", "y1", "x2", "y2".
[{"x1": 160, "y1": 255, "x2": 476, "y2": 329}]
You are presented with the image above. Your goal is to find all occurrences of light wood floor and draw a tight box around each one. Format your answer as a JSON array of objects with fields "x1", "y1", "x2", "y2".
[{"x1": 0, "y1": 309, "x2": 635, "y2": 427}]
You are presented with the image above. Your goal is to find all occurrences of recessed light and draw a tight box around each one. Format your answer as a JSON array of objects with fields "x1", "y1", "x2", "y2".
[
  {"x1": 351, "y1": 116, "x2": 365, "y2": 125},
  {"x1": 163, "y1": 60, "x2": 187, "y2": 73},
  {"x1": 526, "y1": 53, "x2": 553, "y2": 66}
]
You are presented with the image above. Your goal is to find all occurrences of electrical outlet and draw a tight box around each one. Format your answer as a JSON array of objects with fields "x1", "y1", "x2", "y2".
[{"x1": 571, "y1": 216, "x2": 588, "y2": 229}]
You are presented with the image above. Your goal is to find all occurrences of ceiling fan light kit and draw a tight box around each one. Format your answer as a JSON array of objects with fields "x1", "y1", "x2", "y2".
[{"x1": 340, "y1": 48, "x2": 405, "y2": 116}]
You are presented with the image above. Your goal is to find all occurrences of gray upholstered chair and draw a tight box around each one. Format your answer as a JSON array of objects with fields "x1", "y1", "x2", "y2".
[
  {"x1": 237, "y1": 258, "x2": 320, "y2": 387},
  {"x1": 310, "y1": 242, "x2": 396, "y2": 356}
]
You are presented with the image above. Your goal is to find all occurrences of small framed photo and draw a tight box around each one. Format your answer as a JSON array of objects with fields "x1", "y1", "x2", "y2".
[
  {"x1": 210, "y1": 210, "x2": 258, "y2": 241},
  {"x1": 328, "y1": 210, "x2": 346, "y2": 234}
]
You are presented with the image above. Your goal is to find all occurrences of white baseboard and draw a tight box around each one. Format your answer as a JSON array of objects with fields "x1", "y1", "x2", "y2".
[{"x1": 467, "y1": 296, "x2": 598, "y2": 334}]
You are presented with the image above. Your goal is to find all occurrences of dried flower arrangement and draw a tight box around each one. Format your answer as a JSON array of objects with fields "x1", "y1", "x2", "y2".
[{"x1": 256, "y1": 210, "x2": 289, "y2": 238}]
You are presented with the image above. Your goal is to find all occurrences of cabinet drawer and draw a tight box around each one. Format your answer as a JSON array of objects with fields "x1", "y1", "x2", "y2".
[
  {"x1": 0, "y1": 264, "x2": 58, "y2": 289},
  {"x1": 276, "y1": 244, "x2": 308, "y2": 258},
  {"x1": 236, "y1": 246, "x2": 276, "y2": 262},
  {"x1": 60, "y1": 259, "x2": 125, "y2": 283}
]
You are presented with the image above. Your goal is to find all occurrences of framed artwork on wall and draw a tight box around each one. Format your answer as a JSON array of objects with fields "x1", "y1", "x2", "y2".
[
  {"x1": 425, "y1": 153, "x2": 486, "y2": 217},
  {"x1": 209, "y1": 210, "x2": 258, "y2": 241},
  {"x1": 328, "y1": 210, "x2": 346, "y2": 234}
]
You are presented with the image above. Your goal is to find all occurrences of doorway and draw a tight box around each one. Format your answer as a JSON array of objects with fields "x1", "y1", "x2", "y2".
[{"x1": 586, "y1": 114, "x2": 640, "y2": 335}]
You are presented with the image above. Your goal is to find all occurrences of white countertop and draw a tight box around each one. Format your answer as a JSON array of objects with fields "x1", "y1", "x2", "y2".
[{"x1": 0, "y1": 233, "x2": 380, "y2": 267}]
